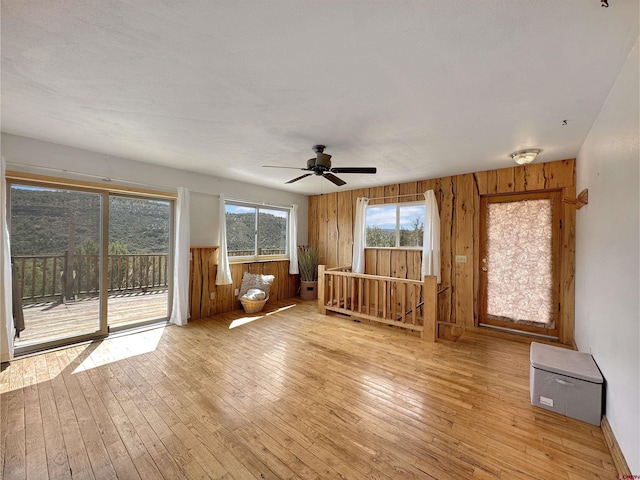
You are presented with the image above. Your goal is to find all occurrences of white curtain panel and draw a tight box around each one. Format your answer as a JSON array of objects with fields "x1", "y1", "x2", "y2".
[
  {"x1": 352, "y1": 197, "x2": 370, "y2": 274},
  {"x1": 421, "y1": 189, "x2": 441, "y2": 283},
  {"x1": 216, "y1": 193, "x2": 233, "y2": 285},
  {"x1": 288, "y1": 204, "x2": 299, "y2": 274},
  {"x1": 170, "y1": 187, "x2": 190, "y2": 326},
  {"x1": 1, "y1": 157, "x2": 15, "y2": 361}
]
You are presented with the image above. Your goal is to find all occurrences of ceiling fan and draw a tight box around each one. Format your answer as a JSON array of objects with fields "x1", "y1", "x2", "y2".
[{"x1": 263, "y1": 145, "x2": 377, "y2": 186}]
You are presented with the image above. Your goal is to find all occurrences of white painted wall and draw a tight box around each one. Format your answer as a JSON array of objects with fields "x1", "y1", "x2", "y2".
[
  {"x1": 575, "y1": 38, "x2": 639, "y2": 472},
  {"x1": 1, "y1": 133, "x2": 308, "y2": 247}
]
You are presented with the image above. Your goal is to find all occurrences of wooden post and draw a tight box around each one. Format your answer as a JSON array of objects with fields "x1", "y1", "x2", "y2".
[
  {"x1": 62, "y1": 218, "x2": 77, "y2": 303},
  {"x1": 317, "y1": 265, "x2": 326, "y2": 314},
  {"x1": 422, "y1": 276, "x2": 437, "y2": 341}
]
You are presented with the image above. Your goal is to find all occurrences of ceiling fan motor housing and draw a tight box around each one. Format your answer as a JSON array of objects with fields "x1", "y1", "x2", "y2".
[{"x1": 315, "y1": 152, "x2": 332, "y2": 169}]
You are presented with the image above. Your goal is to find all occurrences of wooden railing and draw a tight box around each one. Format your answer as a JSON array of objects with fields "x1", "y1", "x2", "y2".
[
  {"x1": 318, "y1": 265, "x2": 438, "y2": 341},
  {"x1": 228, "y1": 248, "x2": 286, "y2": 257},
  {"x1": 12, "y1": 253, "x2": 169, "y2": 303}
]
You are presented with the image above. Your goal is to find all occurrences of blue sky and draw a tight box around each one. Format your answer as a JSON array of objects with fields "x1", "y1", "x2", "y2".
[{"x1": 366, "y1": 204, "x2": 424, "y2": 230}]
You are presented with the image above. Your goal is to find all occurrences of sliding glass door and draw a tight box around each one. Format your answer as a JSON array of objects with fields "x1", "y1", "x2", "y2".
[
  {"x1": 10, "y1": 185, "x2": 105, "y2": 349},
  {"x1": 107, "y1": 195, "x2": 171, "y2": 330},
  {"x1": 9, "y1": 181, "x2": 173, "y2": 354}
]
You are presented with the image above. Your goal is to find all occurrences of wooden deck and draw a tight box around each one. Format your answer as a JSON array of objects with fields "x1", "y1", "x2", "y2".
[
  {"x1": 1, "y1": 300, "x2": 618, "y2": 479},
  {"x1": 15, "y1": 290, "x2": 169, "y2": 346}
]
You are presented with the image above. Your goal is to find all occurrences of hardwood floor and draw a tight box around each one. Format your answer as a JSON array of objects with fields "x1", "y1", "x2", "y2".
[{"x1": 1, "y1": 300, "x2": 617, "y2": 479}]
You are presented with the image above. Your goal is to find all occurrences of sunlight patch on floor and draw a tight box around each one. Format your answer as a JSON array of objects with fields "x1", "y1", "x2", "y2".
[
  {"x1": 72, "y1": 326, "x2": 166, "y2": 373},
  {"x1": 229, "y1": 304, "x2": 297, "y2": 329}
]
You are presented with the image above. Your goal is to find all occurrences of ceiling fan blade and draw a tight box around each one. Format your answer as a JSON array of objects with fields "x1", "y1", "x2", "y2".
[
  {"x1": 286, "y1": 173, "x2": 313, "y2": 184},
  {"x1": 263, "y1": 165, "x2": 306, "y2": 170},
  {"x1": 330, "y1": 167, "x2": 377, "y2": 174},
  {"x1": 323, "y1": 172, "x2": 346, "y2": 186}
]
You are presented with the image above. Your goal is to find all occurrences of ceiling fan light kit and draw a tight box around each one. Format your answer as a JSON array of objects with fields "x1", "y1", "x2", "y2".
[
  {"x1": 510, "y1": 149, "x2": 541, "y2": 165},
  {"x1": 264, "y1": 145, "x2": 377, "y2": 186}
]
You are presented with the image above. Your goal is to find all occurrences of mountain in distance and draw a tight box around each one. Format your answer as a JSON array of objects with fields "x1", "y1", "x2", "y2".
[{"x1": 9, "y1": 187, "x2": 171, "y2": 256}]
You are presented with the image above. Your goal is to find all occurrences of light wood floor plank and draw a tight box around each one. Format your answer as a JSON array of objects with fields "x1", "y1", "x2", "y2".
[
  {"x1": 23, "y1": 357, "x2": 48, "y2": 480},
  {"x1": 0, "y1": 375, "x2": 9, "y2": 479},
  {"x1": 55, "y1": 347, "x2": 118, "y2": 479},
  {"x1": 1, "y1": 300, "x2": 620, "y2": 480},
  {"x1": 3, "y1": 429, "x2": 26, "y2": 480},
  {"x1": 35, "y1": 356, "x2": 71, "y2": 480}
]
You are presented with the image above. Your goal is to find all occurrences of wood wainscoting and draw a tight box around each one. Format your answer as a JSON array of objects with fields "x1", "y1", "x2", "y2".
[
  {"x1": 189, "y1": 247, "x2": 299, "y2": 319},
  {"x1": 308, "y1": 159, "x2": 576, "y2": 344}
]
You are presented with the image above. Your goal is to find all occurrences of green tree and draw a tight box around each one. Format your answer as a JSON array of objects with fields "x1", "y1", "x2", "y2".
[
  {"x1": 76, "y1": 238, "x2": 99, "y2": 255},
  {"x1": 366, "y1": 225, "x2": 395, "y2": 247},
  {"x1": 399, "y1": 218, "x2": 423, "y2": 247},
  {"x1": 109, "y1": 240, "x2": 129, "y2": 255}
]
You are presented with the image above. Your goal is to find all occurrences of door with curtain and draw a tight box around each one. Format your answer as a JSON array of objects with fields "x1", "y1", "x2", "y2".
[{"x1": 479, "y1": 191, "x2": 561, "y2": 338}]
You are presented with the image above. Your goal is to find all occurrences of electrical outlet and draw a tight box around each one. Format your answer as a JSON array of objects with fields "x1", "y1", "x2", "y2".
[
  {"x1": 455, "y1": 255, "x2": 467, "y2": 263},
  {"x1": 234, "y1": 288, "x2": 239, "y2": 296},
  {"x1": 209, "y1": 291, "x2": 215, "y2": 300}
]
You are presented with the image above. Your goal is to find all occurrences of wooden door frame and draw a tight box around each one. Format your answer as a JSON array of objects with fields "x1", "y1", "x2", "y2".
[{"x1": 478, "y1": 190, "x2": 562, "y2": 339}]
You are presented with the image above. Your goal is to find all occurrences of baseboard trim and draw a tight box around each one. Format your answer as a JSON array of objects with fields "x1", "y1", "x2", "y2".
[{"x1": 601, "y1": 415, "x2": 632, "y2": 476}]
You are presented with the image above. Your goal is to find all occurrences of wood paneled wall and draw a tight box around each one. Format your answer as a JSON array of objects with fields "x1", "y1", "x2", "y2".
[
  {"x1": 189, "y1": 247, "x2": 299, "y2": 320},
  {"x1": 308, "y1": 159, "x2": 576, "y2": 344}
]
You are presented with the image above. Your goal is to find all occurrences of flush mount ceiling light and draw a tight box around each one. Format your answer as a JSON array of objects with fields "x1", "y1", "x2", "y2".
[{"x1": 510, "y1": 149, "x2": 541, "y2": 165}]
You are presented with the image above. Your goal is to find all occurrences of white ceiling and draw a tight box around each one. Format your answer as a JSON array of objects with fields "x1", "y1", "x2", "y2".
[{"x1": 2, "y1": 1, "x2": 638, "y2": 194}]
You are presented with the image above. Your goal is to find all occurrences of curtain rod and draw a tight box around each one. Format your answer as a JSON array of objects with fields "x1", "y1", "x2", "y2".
[
  {"x1": 6, "y1": 161, "x2": 176, "y2": 193},
  {"x1": 225, "y1": 196, "x2": 296, "y2": 209},
  {"x1": 366, "y1": 192, "x2": 426, "y2": 201},
  {"x1": 179, "y1": 191, "x2": 295, "y2": 209}
]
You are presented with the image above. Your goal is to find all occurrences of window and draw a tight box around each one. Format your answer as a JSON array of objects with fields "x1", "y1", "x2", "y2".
[
  {"x1": 365, "y1": 201, "x2": 425, "y2": 248},
  {"x1": 225, "y1": 201, "x2": 289, "y2": 258}
]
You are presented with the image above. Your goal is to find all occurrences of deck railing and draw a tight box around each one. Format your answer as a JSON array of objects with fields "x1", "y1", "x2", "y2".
[
  {"x1": 228, "y1": 248, "x2": 286, "y2": 257},
  {"x1": 12, "y1": 253, "x2": 169, "y2": 303},
  {"x1": 318, "y1": 265, "x2": 438, "y2": 341}
]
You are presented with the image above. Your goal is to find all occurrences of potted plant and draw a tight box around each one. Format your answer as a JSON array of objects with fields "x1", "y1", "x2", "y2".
[{"x1": 298, "y1": 245, "x2": 319, "y2": 300}]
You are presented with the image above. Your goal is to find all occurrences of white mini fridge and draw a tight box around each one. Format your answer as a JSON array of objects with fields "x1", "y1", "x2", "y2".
[{"x1": 530, "y1": 342, "x2": 603, "y2": 426}]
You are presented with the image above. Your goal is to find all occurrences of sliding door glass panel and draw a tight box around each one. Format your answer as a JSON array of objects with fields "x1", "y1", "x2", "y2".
[
  {"x1": 486, "y1": 198, "x2": 554, "y2": 328},
  {"x1": 107, "y1": 196, "x2": 171, "y2": 328},
  {"x1": 10, "y1": 185, "x2": 102, "y2": 346}
]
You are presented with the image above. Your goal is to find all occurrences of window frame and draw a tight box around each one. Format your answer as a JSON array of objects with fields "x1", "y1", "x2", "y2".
[
  {"x1": 224, "y1": 199, "x2": 290, "y2": 262},
  {"x1": 364, "y1": 200, "x2": 425, "y2": 250}
]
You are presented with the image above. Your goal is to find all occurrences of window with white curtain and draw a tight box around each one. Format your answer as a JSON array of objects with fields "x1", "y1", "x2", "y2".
[
  {"x1": 225, "y1": 200, "x2": 289, "y2": 259},
  {"x1": 365, "y1": 201, "x2": 425, "y2": 249}
]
